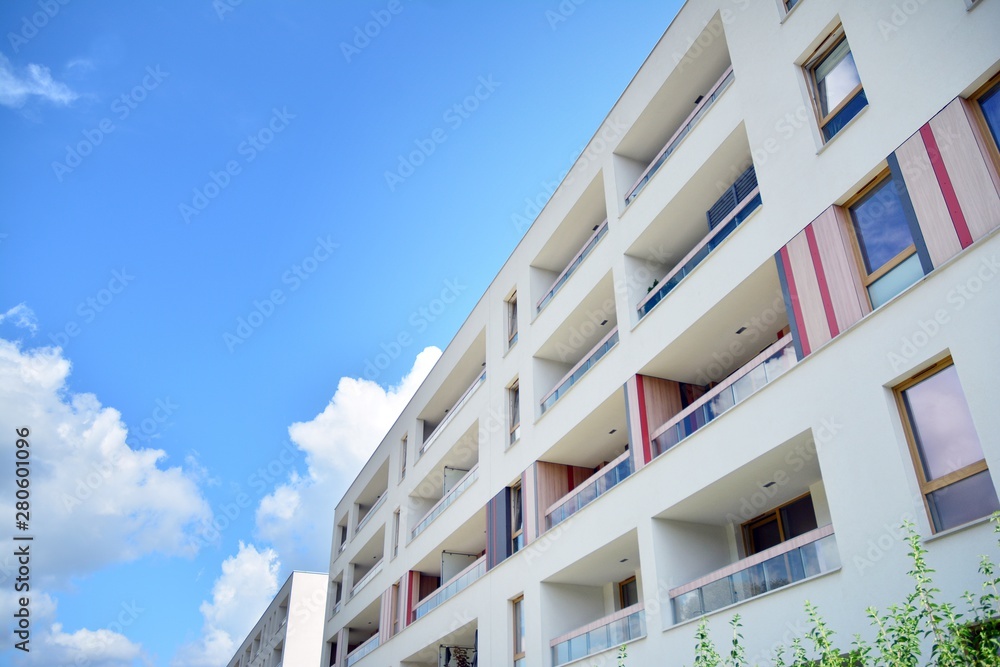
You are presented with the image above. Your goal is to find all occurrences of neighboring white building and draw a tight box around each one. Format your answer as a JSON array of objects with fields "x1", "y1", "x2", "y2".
[
  {"x1": 227, "y1": 571, "x2": 326, "y2": 667},
  {"x1": 324, "y1": 1, "x2": 1000, "y2": 665}
]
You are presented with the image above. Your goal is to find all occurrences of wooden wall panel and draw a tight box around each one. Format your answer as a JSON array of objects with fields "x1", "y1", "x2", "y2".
[
  {"x1": 624, "y1": 376, "x2": 650, "y2": 468},
  {"x1": 641, "y1": 375, "x2": 682, "y2": 431},
  {"x1": 932, "y1": 98, "x2": 1000, "y2": 242},
  {"x1": 785, "y1": 232, "x2": 832, "y2": 351},
  {"x1": 894, "y1": 134, "x2": 961, "y2": 267},
  {"x1": 813, "y1": 206, "x2": 868, "y2": 333}
]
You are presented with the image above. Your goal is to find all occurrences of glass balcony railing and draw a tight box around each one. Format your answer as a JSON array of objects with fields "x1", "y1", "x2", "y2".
[
  {"x1": 349, "y1": 559, "x2": 383, "y2": 599},
  {"x1": 536, "y1": 220, "x2": 610, "y2": 314},
  {"x1": 671, "y1": 525, "x2": 839, "y2": 624},
  {"x1": 637, "y1": 184, "x2": 761, "y2": 319},
  {"x1": 412, "y1": 557, "x2": 486, "y2": 621},
  {"x1": 420, "y1": 371, "x2": 486, "y2": 457},
  {"x1": 540, "y1": 328, "x2": 619, "y2": 415},
  {"x1": 545, "y1": 451, "x2": 632, "y2": 530},
  {"x1": 354, "y1": 491, "x2": 387, "y2": 536},
  {"x1": 345, "y1": 633, "x2": 379, "y2": 667},
  {"x1": 651, "y1": 334, "x2": 796, "y2": 457},
  {"x1": 625, "y1": 66, "x2": 735, "y2": 206},
  {"x1": 410, "y1": 466, "x2": 479, "y2": 540},
  {"x1": 551, "y1": 604, "x2": 646, "y2": 667}
]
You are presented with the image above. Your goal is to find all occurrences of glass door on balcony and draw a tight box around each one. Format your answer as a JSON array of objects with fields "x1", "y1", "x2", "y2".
[{"x1": 742, "y1": 493, "x2": 817, "y2": 555}]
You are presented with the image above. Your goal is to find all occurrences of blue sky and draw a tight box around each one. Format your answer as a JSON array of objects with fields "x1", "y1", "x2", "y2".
[{"x1": 0, "y1": 2, "x2": 681, "y2": 665}]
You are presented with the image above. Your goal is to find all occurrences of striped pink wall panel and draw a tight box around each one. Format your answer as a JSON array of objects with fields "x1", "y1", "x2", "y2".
[
  {"x1": 930, "y1": 98, "x2": 1000, "y2": 242},
  {"x1": 812, "y1": 206, "x2": 870, "y2": 332},
  {"x1": 336, "y1": 627, "x2": 349, "y2": 665},
  {"x1": 624, "y1": 376, "x2": 651, "y2": 468},
  {"x1": 894, "y1": 131, "x2": 961, "y2": 267},
  {"x1": 784, "y1": 231, "x2": 832, "y2": 351},
  {"x1": 893, "y1": 96, "x2": 1000, "y2": 268},
  {"x1": 379, "y1": 587, "x2": 393, "y2": 643}
]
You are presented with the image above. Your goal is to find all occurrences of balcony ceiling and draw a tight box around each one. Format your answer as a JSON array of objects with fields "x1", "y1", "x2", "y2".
[
  {"x1": 639, "y1": 259, "x2": 787, "y2": 385},
  {"x1": 539, "y1": 387, "x2": 628, "y2": 469},
  {"x1": 543, "y1": 529, "x2": 640, "y2": 587},
  {"x1": 654, "y1": 430, "x2": 821, "y2": 526},
  {"x1": 411, "y1": 506, "x2": 487, "y2": 575}
]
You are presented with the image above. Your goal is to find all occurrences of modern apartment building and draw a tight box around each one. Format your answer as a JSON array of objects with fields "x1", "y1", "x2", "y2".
[
  {"x1": 323, "y1": 1, "x2": 1000, "y2": 665},
  {"x1": 227, "y1": 571, "x2": 326, "y2": 667}
]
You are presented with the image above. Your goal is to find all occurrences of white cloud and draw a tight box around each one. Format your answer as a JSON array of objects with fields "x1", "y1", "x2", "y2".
[
  {"x1": 0, "y1": 54, "x2": 78, "y2": 108},
  {"x1": 0, "y1": 303, "x2": 38, "y2": 334},
  {"x1": 0, "y1": 340, "x2": 213, "y2": 586},
  {"x1": 171, "y1": 542, "x2": 280, "y2": 667},
  {"x1": 4, "y1": 590, "x2": 150, "y2": 667},
  {"x1": 255, "y1": 347, "x2": 441, "y2": 569}
]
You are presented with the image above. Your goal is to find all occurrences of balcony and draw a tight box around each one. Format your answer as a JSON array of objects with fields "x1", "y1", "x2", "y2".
[
  {"x1": 545, "y1": 451, "x2": 631, "y2": 530},
  {"x1": 410, "y1": 465, "x2": 479, "y2": 540},
  {"x1": 637, "y1": 166, "x2": 761, "y2": 319},
  {"x1": 540, "y1": 327, "x2": 619, "y2": 415},
  {"x1": 551, "y1": 603, "x2": 646, "y2": 666},
  {"x1": 670, "y1": 525, "x2": 840, "y2": 624},
  {"x1": 420, "y1": 371, "x2": 485, "y2": 457},
  {"x1": 651, "y1": 334, "x2": 796, "y2": 457},
  {"x1": 412, "y1": 556, "x2": 486, "y2": 621},
  {"x1": 536, "y1": 219, "x2": 609, "y2": 315},
  {"x1": 625, "y1": 66, "x2": 735, "y2": 206},
  {"x1": 354, "y1": 491, "x2": 386, "y2": 536},
  {"x1": 349, "y1": 559, "x2": 383, "y2": 599},
  {"x1": 345, "y1": 633, "x2": 379, "y2": 667}
]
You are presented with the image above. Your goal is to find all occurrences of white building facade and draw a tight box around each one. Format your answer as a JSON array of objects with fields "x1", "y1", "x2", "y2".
[
  {"x1": 324, "y1": 1, "x2": 1000, "y2": 665},
  {"x1": 227, "y1": 571, "x2": 327, "y2": 667}
]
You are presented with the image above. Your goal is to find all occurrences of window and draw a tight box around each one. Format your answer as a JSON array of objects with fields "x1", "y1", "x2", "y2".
[
  {"x1": 847, "y1": 173, "x2": 924, "y2": 308},
  {"x1": 512, "y1": 596, "x2": 525, "y2": 667},
  {"x1": 807, "y1": 30, "x2": 867, "y2": 141},
  {"x1": 976, "y1": 77, "x2": 1000, "y2": 154},
  {"x1": 391, "y1": 508, "x2": 400, "y2": 558},
  {"x1": 742, "y1": 493, "x2": 818, "y2": 555},
  {"x1": 390, "y1": 582, "x2": 401, "y2": 635},
  {"x1": 399, "y1": 434, "x2": 407, "y2": 481},
  {"x1": 508, "y1": 380, "x2": 521, "y2": 445},
  {"x1": 510, "y1": 483, "x2": 524, "y2": 554},
  {"x1": 896, "y1": 359, "x2": 999, "y2": 532},
  {"x1": 784, "y1": 0, "x2": 799, "y2": 12},
  {"x1": 618, "y1": 576, "x2": 638, "y2": 609},
  {"x1": 338, "y1": 523, "x2": 348, "y2": 552},
  {"x1": 507, "y1": 292, "x2": 519, "y2": 348}
]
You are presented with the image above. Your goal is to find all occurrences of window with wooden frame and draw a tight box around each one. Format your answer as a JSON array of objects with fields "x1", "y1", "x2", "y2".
[
  {"x1": 506, "y1": 292, "x2": 519, "y2": 348},
  {"x1": 399, "y1": 434, "x2": 408, "y2": 481},
  {"x1": 512, "y1": 595, "x2": 525, "y2": 666},
  {"x1": 618, "y1": 576, "x2": 638, "y2": 609},
  {"x1": 391, "y1": 508, "x2": 400, "y2": 559},
  {"x1": 741, "y1": 493, "x2": 818, "y2": 555},
  {"x1": 973, "y1": 73, "x2": 1000, "y2": 161},
  {"x1": 895, "y1": 358, "x2": 999, "y2": 533},
  {"x1": 806, "y1": 28, "x2": 868, "y2": 141},
  {"x1": 508, "y1": 380, "x2": 521, "y2": 445},
  {"x1": 510, "y1": 482, "x2": 524, "y2": 554},
  {"x1": 846, "y1": 171, "x2": 924, "y2": 308}
]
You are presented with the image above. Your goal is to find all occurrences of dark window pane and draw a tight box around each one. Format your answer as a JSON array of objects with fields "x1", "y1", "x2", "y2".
[
  {"x1": 749, "y1": 516, "x2": 782, "y2": 553},
  {"x1": 927, "y1": 470, "x2": 1000, "y2": 532},
  {"x1": 850, "y1": 177, "x2": 915, "y2": 273},
  {"x1": 980, "y1": 82, "x2": 1000, "y2": 150},
  {"x1": 903, "y1": 365, "x2": 985, "y2": 480},
  {"x1": 781, "y1": 495, "x2": 818, "y2": 538},
  {"x1": 620, "y1": 579, "x2": 638, "y2": 608},
  {"x1": 822, "y1": 88, "x2": 868, "y2": 141}
]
